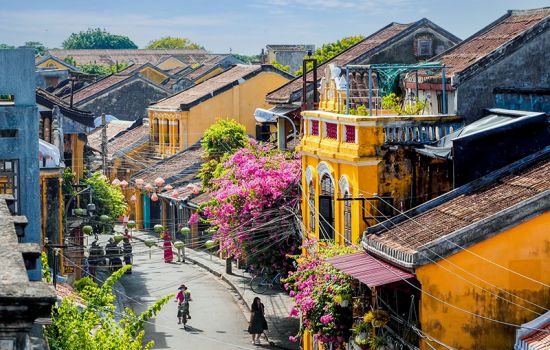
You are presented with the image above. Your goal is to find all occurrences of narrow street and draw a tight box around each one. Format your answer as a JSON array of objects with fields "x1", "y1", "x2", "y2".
[{"x1": 117, "y1": 238, "x2": 270, "y2": 350}]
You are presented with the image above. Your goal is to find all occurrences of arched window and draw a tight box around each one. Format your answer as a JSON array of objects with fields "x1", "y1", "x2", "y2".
[
  {"x1": 343, "y1": 191, "x2": 352, "y2": 245},
  {"x1": 308, "y1": 181, "x2": 315, "y2": 233},
  {"x1": 319, "y1": 174, "x2": 334, "y2": 240}
]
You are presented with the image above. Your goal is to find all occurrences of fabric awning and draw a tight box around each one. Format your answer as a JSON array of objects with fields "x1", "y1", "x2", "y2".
[{"x1": 325, "y1": 252, "x2": 414, "y2": 287}]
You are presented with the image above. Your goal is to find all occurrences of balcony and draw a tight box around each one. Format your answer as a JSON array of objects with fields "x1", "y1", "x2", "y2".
[{"x1": 297, "y1": 63, "x2": 463, "y2": 160}]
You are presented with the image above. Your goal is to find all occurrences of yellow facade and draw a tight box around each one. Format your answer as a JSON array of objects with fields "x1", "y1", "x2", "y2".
[
  {"x1": 37, "y1": 58, "x2": 71, "y2": 70},
  {"x1": 298, "y1": 65, "x2": 462, "y2": 350},
  {"x1": 70, "y1": 134, "x2": 85, "y2": 181},
  {"x1": 194, "y1": 67, "x2": 224, "y2": 84},
  {"x1": 148, "y1": 70, "x2": 290, "y2": 155},
  {"x1": 139, "y1": 66, "x2": 168, "y2": 85},
  {"x1": 156, "y1": 57, "x2": 186, "y2": 71},
  {"x1": 415, "y1": 211, "x2": 550, "y2": 350}
]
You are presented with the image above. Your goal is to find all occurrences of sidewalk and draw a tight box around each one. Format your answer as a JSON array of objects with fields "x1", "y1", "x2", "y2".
[{"x1": 131, "y1": 229, "x2": 299, "y2": 350}]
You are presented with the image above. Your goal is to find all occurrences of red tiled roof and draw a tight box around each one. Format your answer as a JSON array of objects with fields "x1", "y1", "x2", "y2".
[
  {"x1": 519, "y1": 322, "x2": 550, "y2": 349},
  {"x1": 36, "y1": 88, "x2": 94, "y2": 127},
  {"x1": 46, "y1": 49, "x2": 209, "y2": 66},
  {"x1": 364, "y1": 156, "x2": 550, "y2": 257},
  {"x1": 150, "y1": 65, "x2": 262, "y2": 110},
  {"x1": 132, "y1": 144, "x2": 204, "y2": 184},
  {"x1": 87, "y1": 120, "x2": 133, "y2": 151},
  {"x1": 70, "y1": 74, "x2": 131, "y2": 104},
  {"x1": 434, "y1": 8, "x2": 550, "y2": 77},
  {"x1": 265, "y1": 23, "x2": 410, "y2": 104},
  {"x1": 108, "y1": 123, "x2": 150, "y2": 157}
]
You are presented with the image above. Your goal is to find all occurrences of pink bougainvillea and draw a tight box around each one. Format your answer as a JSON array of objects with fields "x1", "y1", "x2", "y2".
[
  {"x1": 203, "y1": 142, "x2": 301, "y2": 271},
  {"x1": 283, "y1": 240, "x2": 361, "y2": 346}
]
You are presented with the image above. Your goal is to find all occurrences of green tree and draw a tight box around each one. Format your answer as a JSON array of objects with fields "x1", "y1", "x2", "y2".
[
  {"x1": 77, "y1": 61, "x2": 130, "y2": 76},
  {"x1": 232, "y1": 53, "x2": 260, "y2": 64},
  {"x1": 45, "y1": 265, "x2": 173, "y2": 350},
  {"x1": 84, "y1": 171, "x2": 128, "y2": 219},
  {"x1": 63, "y1": 56, "x2": 76, "y2": 67},
  {"x1": 270, "y1": 60, "x2": 291, "y2": 74},
  {"x1": 294, "y1": 35, "x2": 364, "y2": 76},
  {"x1": 62, "y1": 28, "x2": 137, "y2": 49},
  {"x1": 0, "y1": 43, "x2": 15, "y2": 49},
  {"x1": 146, "y1": 36, "x2": 203, "y2": 49},
  {"x1": 199, "y1": 120, "x2": 248, "y2": 187},
  {"x1": 24, "y1": 41, "x2": 47, "y2": 55}
]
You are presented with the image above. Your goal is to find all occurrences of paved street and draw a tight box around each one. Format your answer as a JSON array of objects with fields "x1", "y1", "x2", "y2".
[{"x1": 116, "y1": 237, "x2": 272, "y2": 350}]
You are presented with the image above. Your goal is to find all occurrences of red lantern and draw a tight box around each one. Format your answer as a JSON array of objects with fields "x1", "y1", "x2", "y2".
[
  {"x1": 172, "y1": 189, "x2": 179, "y2": 197},
  {"x1": 151, "y1": 192, "x2": 159, "y2": 202},
  {"x1": 144, "y1": 183, "x2": 154, "y2": 192},
  {"x1": 164, "y1": 184, "x2": 173, "y2": 191},
  {"x1": 120, "y1": 180, "x2": 129, "y2": 188},
  {"x1": 130, "y1": 194, "x2": 137, "y2": 202}
]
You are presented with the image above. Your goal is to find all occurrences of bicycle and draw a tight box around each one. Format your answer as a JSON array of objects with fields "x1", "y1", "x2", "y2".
[{"x1": 250, "y1": 269, "x2": 284, "y2": 294}]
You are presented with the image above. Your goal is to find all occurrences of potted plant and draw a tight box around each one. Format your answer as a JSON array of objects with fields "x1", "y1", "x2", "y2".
[
  {"x1": 173, "y1": 240, "x2": 185, "y2": 262},
  {"x1": 352, "y1": 320, "x2": 372, "y2": 347},
  {"x1": 145, "y1": 238, "x2": 157, "y2": 259}
]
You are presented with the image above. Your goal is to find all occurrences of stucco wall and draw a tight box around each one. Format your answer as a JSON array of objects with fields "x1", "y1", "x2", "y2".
[
  {"x1": 185, "y1": 70, "x2": 290, "y2": 146},
  {"x1": 78, "y1": 79, "x2": 169, "y2": 121},
  {"x1": 416, "y1": 211, "x2": 550, "y2": 350},
  {"x1": 367, "y1": 26, "x2": 458, "y2": 64},
  {"x1": 456, "y1": 28, "x2": 550, "y2": 123},
  {"x1": 0, "y1": 49, "x2": 41, "y2": 280},
  {"x1": 269, "y1": 46, "x2": 314, "y2": 74}
]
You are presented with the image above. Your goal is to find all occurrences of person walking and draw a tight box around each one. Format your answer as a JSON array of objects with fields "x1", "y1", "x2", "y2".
[
  {"x1": 122, "y1": 237, "x2": 132, "y2": 274},
  {"x1": 248, "y1": 297, "x2": 268, "y2": 345},
  {"x1": 176, "y1": 284, "x2": 192, "y2": 329},
  {"x1": 162, "y1": 231, "x2": 174, "y2": 263}
]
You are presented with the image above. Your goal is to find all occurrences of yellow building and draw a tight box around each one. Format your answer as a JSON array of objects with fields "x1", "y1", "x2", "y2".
[
  {"x1": 298, "y1": 64, "x2": 462, "y2": 246},
  {"x1": 363, "y1": 149, "x2": 550, "y2": 349},
  {"x1": 147, "y1": 64, "x2": 293, "y2": 155}
]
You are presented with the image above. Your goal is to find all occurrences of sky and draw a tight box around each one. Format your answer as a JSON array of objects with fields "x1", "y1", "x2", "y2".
[{"x1": 1, "y1": 0, "x2": 549, "y2": 55}]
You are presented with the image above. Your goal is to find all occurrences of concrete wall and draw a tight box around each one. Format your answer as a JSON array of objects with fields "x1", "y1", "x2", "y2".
[
  {"x1": 363, "y1": 26, "x2": 457, "y2": 65},
  {"x1": 267, "y1": 45, "x2": 315, "y2": 74},
  {"x1": 416, "y1": 211, "x2": 550, "y2": 350},
  {"x1": 0, "y1": 49, "x2": 41, "y2": 280},
  {"x1": 78, "y1": 78, "x2": 169, "y2": 121},
  {"x1": 456, "y1": 28, "x2": 550, "y2": 123}
]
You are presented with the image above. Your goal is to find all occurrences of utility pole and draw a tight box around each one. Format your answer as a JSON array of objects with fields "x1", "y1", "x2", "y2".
[{"x1": 101, "y1": 113, "x2": 107, "y2": 175}]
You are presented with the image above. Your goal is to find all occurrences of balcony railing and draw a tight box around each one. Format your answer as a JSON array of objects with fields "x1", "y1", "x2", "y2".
[{"x1": 383, "y1": 120, "x2": 463, "y2": 145}]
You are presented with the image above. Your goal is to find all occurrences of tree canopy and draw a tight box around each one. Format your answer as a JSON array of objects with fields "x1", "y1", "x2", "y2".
[
  {"x1": 62, "y1": 28, "x2": 137, "y2": 49},
  {"x1": 0, "y1": 44, "x2": 15, "y2": 49},
  {"x1": 294, "y1": 35, "x2": 365, "y2": 76},
  {"x1": 146, "y1": 36, "x2": 203, "y2": 49},
  {"x1": 24, "y1": 41, "x2": 47, "y2": 55}
]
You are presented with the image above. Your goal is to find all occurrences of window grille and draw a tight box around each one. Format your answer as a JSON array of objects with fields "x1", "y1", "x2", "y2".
[
  {"x1": 308, "y1": 182, "x2": 316, "y2": 233},
  {"x1": 311, "y1": 120, "x2": 319, "y2": 136},
  {"x1": 319, "y1": 174, "x2": 334, "y2": 240},
  {"x1": 417, "y1": 39, "x2": 433, "y2": 57},
  {"x1": 325, "y1": 122, "x2": 338, "y2": 139},
  {"x1": 343, "y1": 193, "x2": 352, "y2": 245},
  {"x1": 0, "y1": 160, "x2": 18, "y2": 212},
  {"x1": 344, "y1": 125, "x2": 356, "y2": 143}
]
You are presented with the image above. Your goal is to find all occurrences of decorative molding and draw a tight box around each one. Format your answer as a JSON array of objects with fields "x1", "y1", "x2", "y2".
[
  {"x1": 305, "y1": 166, "x2": 314, "y2": 184},
  {"x1": 339, "y1": 175, "x2": 350, "y2": 194},
  {"x1": 316, "y1": 162, "x2": 334, "y2": 183}
]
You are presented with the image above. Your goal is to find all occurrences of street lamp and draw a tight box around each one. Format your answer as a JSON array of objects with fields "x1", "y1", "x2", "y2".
[{"x1": 254, "y1": 108, "x2": 297, "y2": 150}]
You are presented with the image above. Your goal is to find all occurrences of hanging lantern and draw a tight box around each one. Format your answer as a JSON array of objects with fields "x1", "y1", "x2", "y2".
[
  {"x1": 172, "y1": 189, "x2": 179, "y2": 197},
  {"x1": 144, "y1": 183, "x2": 154, "y2": 192},
  {"x1": 130, "y1": 194, "x2": 137, "y2": 202},
  {"x1": 154, "y1": 177, "x2": 165, "y2": 187},
  {"x1": 111, "y1": 178, "x2": 121, "y2": 186},
  {"x1": 186, "y1": 183, "x2": 200, "y2": 195},
  {"x1": 135, "y1": 178, "x2": 144, "y2": 189},
  {"x1": 120, "y1": 180, "x2": 129, "y2": 188},
  {"x1": 164, "y1": 184, "x2": 173, "y2": 192},
  {"x1": 151, "y1": 192, "x2": 159, "y2": 202}
]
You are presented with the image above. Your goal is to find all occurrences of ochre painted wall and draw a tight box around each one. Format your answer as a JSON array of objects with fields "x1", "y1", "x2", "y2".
[
  {"x1": 156, "y1": 57, "x2": 186, "y2": 70},
  {"x1": 37, "y1": 58, "x2": 69, "y2": 70},
  {"x1": 148, "y1": 70, "x2": 290, "y2": 154},
  {"x1": 72, "y1": 134, "x2": 85, "y2": 182},
  {"x1": 140, "y1": 67, "x2": 168, "y2": 85},
  {"x1": 416, "y1": 211, "x2": 550, "y2": 350},
  {"x1": 194, "y1": 67, "x2": 224, "y2": 84}
]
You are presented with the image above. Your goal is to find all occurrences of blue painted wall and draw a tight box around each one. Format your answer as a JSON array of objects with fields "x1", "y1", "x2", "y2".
[
  {"x1": 0, "y1": 49, "x2": 41, "y2": 280},
  {"x1": 143, "y1": 195, "x2": 150, "y2": 229}
]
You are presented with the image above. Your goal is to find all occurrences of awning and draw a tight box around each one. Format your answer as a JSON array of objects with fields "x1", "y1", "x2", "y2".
[
  {"x1": 325, "y1": 252, "x2": 414, "y2": 287},
  {"x1": 39, "y1": 139, "x2": 61, "y2": 169}
]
